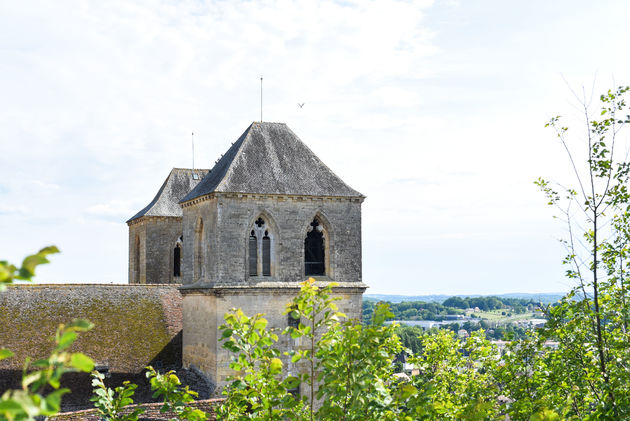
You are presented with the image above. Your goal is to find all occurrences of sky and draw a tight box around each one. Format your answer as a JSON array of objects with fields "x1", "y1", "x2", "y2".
[{"x1": 1, "y1": 0, "x2": 630, "y2": 295}]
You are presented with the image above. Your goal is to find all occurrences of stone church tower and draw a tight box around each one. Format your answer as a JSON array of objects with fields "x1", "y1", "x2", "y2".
[
  {"x1": 178, "y1": 122, "x2": 366, "y2": 390},
  {"x1": 127, "y1": 168, "x2": 208, "y2": 284},
  {"x1": 128, "y1": 122, "x2": 366, "y2": 390}
]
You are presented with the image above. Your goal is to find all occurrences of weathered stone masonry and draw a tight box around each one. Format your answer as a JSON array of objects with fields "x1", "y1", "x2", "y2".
[
  {"x1": 127, "y1": 168, "x2": 208, "y2": 284},
  {"x1": 173, "y1": 122, "x2": 368, "y2": 391},
  {"x1": 180, "y1": 193, "x2": 363, "y2": 285},
  {"x1": 126, "y1": 122, "x2": 368, "y2": 392}
]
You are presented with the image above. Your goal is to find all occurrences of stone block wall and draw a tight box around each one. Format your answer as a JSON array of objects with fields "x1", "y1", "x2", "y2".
[
  {"x1": 128, "y1": 216, "x2": 183, "y2": 284},
  {"x1": 181, "y1": 284, "x2": 365, "y2": 392},
  {"x1": 128, "y1": 221, "x2": 146, "y2": 283},
  {"x1": 181, "y1": 193, "x2": 363, "y2": 285}
]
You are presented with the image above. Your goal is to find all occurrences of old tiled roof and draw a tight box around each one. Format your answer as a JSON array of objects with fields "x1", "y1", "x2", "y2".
[
  {"x1": 127, "y1": 168, "x2": 209, "y2": 223},
  {"x1": 180, "y1": 122, "x2": 363, "y2": 203}
]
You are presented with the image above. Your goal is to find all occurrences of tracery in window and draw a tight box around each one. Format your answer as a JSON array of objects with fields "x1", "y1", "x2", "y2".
[{"x1": 249, "y1": 215, "x2": 275, "y2": 277}]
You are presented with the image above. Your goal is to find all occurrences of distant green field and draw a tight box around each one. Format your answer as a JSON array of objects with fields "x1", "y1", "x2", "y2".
[
  {"x1": 365, "y1": 293, "x2": 564, "y2": 304},
  {"x1": 474, "y1": 310, "x2": 539, "y2": 325}
]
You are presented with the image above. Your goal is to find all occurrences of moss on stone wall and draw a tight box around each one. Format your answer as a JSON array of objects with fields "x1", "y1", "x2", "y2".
[{"x1": 0, "y1": 284, "x2": 182, "y2": 373}]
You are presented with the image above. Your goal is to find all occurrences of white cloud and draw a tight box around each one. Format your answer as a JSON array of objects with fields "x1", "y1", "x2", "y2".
[
  {"x1": 1, "y1": 0, "x2": 629, "y2": 294},
  {"x1": 84, "y1": 200, "x2": 137, "y2": 220}
]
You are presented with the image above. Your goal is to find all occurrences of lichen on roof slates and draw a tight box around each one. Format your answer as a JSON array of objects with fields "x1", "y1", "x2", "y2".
[
  {"x1": 127, "y1": 168, "x2": 209, "y2": 222},
  {"x1": 180, "y1": 122, "x2": 364, "y2": 203}
]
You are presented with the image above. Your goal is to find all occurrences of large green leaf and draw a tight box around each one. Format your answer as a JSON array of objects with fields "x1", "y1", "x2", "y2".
[{"x1": 70, "y1": 352, "x2": 94, "y2": 372}]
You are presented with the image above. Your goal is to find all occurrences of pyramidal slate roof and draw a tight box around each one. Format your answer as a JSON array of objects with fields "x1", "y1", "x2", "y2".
[
  {"x1": 127, "y1": 168, "x2": 209, "y2": 223},
  {"x1": 180, "y1": 122, "x2": 363, "y2": 203}
]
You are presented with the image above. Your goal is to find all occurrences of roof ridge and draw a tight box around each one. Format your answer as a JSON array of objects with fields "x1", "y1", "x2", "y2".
[
  {"x1": 178, "y1": 122, "x2": 363, "y2": 201},
  {"x1": 126, "y1": 170, "x2": 171, "y2": 223},
  {"x1": 128, "y1": 167, "x2": 208, "y2": 223},
  {"x1": 213, "y1": 123, "x2": 255, "y2": 193}
]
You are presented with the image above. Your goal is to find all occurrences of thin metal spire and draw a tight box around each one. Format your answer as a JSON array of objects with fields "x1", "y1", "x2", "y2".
[
  {"x1": 191, "y1": 132, "x2": 195, "y2": 169},
  {"x1": 260, "y1": 76, "x2": 263, "y2": 122}
]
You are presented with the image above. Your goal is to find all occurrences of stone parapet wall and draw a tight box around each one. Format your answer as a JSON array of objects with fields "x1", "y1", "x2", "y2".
[{"x1": 181, "y1": 284, "x2": 365, "y2": 392}]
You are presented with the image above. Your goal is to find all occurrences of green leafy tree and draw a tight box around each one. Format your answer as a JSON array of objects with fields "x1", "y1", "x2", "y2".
[
  {"x1": 145, "y1": 366, "x2": 207, "y2": 421},
  {"x1": 218, "y1": 279, "x2": 506, "y2": 420},
  {"x1": 282, "y1": 279, "x2": 345, "y2": 419},
  {"x1": 532, "y1": 85, "x2": 630, "y2": 418},
  {"x1": 218, "y1": 308, "x2": 306, "y2": 421},
  {"x1": 404, "y1": 329, "x2": 501, "y2": 420},
  {"x1": 0, "y1": 246, "x2": 59, "y2": 291},
  {"x1": 394, "y1": 325, "x2": 424, "y2": 355},
  {"x1": 218, "y1": 280, "x2": 414, "y2": 421},
  {"x1": 313, "y1": 303, "x2": 406, "y2": 421},
  {"x1": 0, "y1": 248, "x2": 95, "y2": 421},
  {"x1": 90, "y1": 371, "x2": 145, "y2": 421}
]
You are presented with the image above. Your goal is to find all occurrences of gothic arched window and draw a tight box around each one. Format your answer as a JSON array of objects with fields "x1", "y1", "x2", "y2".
[
  {"x1": 249, "y1": 216, "x2": 274, "y2": 277},
  {"x1": 262, "y1": 231, "x2": 271, "y2": 276},
  {"x1": 173, "y1": 236, "x2": 183, "y2": 278},
  {"x1": 305, "y1": 218, "x2": 325, "y2": 276},
  {"x1": 249, "y1": 230, "x2": 258, "y2": 276}
]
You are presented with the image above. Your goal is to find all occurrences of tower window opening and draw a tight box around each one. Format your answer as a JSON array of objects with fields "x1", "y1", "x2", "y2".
[
  {"x1": 305, "y1": 219, "x2": 325, "y2": 276},
  {"x1": 174, "y1": 244, "x2": 181, "y2": 277},
  {"x1": 249, "y1": 230, "x2": 258, "y2": 276},
  {"x1": 262, "y1": 232, "x2": 271, "y2": 276}
]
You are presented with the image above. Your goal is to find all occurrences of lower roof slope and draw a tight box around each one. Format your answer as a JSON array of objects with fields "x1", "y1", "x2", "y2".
[
  {"x1": 127, "y1": 168, "x2": 209, "y2": 223},
  {"x1": 181, "y1": 122, "x2": 363, "y2": 203}
]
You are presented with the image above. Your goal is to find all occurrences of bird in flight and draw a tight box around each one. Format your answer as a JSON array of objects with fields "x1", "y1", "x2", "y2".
[{"x1": 298, "y1": 103, "x2": 305, "y2": 108}]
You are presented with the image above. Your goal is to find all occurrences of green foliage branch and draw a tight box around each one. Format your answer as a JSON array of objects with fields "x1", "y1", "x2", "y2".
[
  {"x1": 218, "y1": 307, "x2": 305, "y2": 421},
  {"x1": 90, "y1": 371, "x2": 144, "y2": 421},
  {"x1": 145, "y1": 366, "x2": 207, "y2": 421},
  {"x1": 0, "y1": 247, "x2": 95, "y2": 421},
  {"x1": 533, "y1": 85, "x2": 630, "y2": 418}
]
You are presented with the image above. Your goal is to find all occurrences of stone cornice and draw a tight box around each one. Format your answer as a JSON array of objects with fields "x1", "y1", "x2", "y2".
[
  {"x1": 179, "y1": 280, "x2": 368, "y2": 295},
  {"x1": 127, "y1": 215, "x2": 182, "y2": 227},
  {"x1": 179, "y1": 192, "x2": 364, "y2": 209}
]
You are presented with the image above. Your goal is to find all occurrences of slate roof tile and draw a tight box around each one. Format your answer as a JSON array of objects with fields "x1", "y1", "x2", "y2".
[
  {"x1": 180, "y1": 122, "x2": 363, "y2": 202},
  {"x1": 127, "y1": 168, "x2": 209, "y2": 223}
]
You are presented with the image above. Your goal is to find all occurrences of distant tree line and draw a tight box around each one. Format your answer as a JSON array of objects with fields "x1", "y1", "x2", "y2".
[
  {"x1": 442, "y1": 296, "x2": 540, "y2": 312},
  {"x1": 363, "y1": 296, "x2": 540, "y2": 324}
]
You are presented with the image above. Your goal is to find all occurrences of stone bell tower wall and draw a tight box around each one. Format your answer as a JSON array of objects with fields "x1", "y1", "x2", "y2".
[
  {"x1": 181, "y1": 283, "x2": 365, "y2": 392},
  {"x1": 180, "y1": 193, "x2": 363, "y2": 286},
  {"x1": 128, "y1": 216, "x2": 183, "y2": 284}
]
